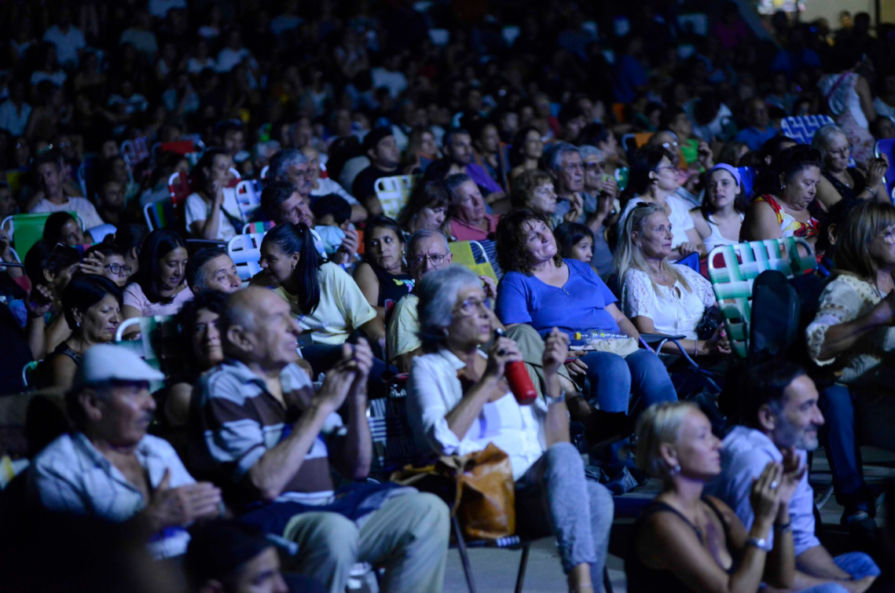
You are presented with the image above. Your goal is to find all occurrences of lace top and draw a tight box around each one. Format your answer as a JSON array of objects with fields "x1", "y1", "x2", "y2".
[
  {"x1": 621, "y1": 265, "x2": 716, "y2": 340},
  {"x1": 806, "y1": 273, "x2": 895, "y2": 389}
]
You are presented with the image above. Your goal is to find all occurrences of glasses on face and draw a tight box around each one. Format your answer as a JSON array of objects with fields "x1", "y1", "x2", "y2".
[
  {"x1": 104, "y1": 263, "x2": 133, "y2": 276},
  {"x1": 661, "y1": 141, "x2": 679, "y2": 149},
  {"x1": 454, "y1": 297, "x2": 489, "y2": 317},
  {"x1": 584, "y1": 161, "x2": 605, "y2": 171},
  {"x1": 410, "y1": 253, "x2": 446, "y2": 267}
]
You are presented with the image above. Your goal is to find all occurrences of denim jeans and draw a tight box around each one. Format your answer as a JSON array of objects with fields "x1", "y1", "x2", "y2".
[
  {"x1": 819, "y1": 384, "x2": 873, "y2": 515},
  {"x1": 580, "y1": 349, "x2": 678, "y2": 413},
  {"x1": 515, "y1": 442, "x2": 614, "y2": 592},
  {"x1": 797, "y1": 551, "x2": 880, "y2": 592}
]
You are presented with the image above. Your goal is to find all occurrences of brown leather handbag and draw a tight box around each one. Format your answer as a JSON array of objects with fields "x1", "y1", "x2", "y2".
[{"x1": 391, "y1": 442, "x2": 516, "y2": 540}]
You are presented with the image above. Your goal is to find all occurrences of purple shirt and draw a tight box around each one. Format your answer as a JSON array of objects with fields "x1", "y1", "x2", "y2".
[
  {"x1": 466, "y1": 163, "x2": 502, "y2": 195},
  {"x1": 705, "y1": 426, "x2": 819, "y2": 556}
]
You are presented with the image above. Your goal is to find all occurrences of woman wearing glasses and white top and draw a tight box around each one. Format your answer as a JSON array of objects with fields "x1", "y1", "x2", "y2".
[{"x1": 618, "y1": 146, "x2": 706, "y2": 259}]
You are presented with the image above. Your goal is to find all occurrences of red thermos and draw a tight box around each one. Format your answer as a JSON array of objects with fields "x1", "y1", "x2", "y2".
[{"x1": 494, "y1": 328, "x2": 538, "y2": 405}]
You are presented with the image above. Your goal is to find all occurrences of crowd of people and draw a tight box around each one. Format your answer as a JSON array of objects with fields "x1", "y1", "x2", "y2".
[{"x1": 4, "y1": 0, "x2": 895, "y2": 592}]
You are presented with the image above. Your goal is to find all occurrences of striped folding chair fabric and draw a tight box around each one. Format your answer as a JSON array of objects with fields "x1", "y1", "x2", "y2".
[
  {"x1": 235, "y1": 179, "x2": 263, "y2": 221},
  {"x1": 1, "y1": 212, "x2": 82, "y2": 257},
  {"x1": 374, "y1": 175, "x2": 417, "y2": 220},
  {"x1": 780, "y1": 115, "x2": 835, "y2": 146},
  {"x1": 227, "y1": 233, "x2": 265, "y2": 281},
  {"x1": 243, "y1": 220, "x2": 276, "y2": 235},
  {"x1": 707, "y1": 238, "x2": 816, "y2": 357},
  {"x1": 449, "y1": 241, "x2": 499, "y2": 283},
  {"x1": 737, "y1": 166, "x2": 757, "y2": 199},
  {"x1": 143, "y1": 198, "x2": 177, "y2": 231}
]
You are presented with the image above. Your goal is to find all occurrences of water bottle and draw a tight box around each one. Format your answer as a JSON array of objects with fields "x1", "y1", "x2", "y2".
[{"x1": 494, "y1": 328, "x2": 537, "y2": 405}]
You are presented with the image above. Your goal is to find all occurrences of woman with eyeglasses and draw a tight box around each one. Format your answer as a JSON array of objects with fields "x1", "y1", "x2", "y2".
[
  {"x1": 741, "y1": 146, "x2": 822, "y2": 246},
  {"x1": 353, "y1": 216, "x2": 414, "y2": 324},
  {"x1": 80, "y1": 244, "x2": 131, "y2": 287},
  {"x1": 122, "y1": 229, "x2": 193, "y2": 320},
  {"x1": 811, "y1": 124, "x2": 888, "y2": 211},
  {"x1": 407, "y1": 265, "x2": 614, "y2": 593},
  {"x1": 37, "y1": 274, "x2": 122, "y2": 391},
  {"x1": 260, "y1": 222, "x2": 389, "y2": 387},
  {"x1": 618, "y1": 146, "x2": 706, "y2": 259},
  {"x1": 496, "y1": 209, "x2": 677, "y2": 444}
]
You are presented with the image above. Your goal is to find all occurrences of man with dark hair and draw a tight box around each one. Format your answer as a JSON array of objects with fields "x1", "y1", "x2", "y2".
[
  {"x1": 351, "y1": 127, "x2": 400, "y2": 216},
  {"x1": 187, "y1": 248, "x2": 241, "y2": 294},
  {"x1": 30, "y1": 152, "x2": 104, "y2": 229},
  {"x1": 707, "y1": 360, "x2": 879, "y2": 592},
  {"x1": 186, "y1": 520, "x2": 324, "y2": 593},
  {"x1": 442, "y1": 128, "x2": 505, "y2": 206},
  {"x1": 198, "y1": 288, "x2": 449, "y2": 593},
  {"x1": 557, "y1": 103, "x2": 587, "y2": 144},
  {"x1": 29, "y1": 344, "x2": 222, "y2": 559},
  {"x1": 260, "y1": 181, "x2": 357, "y2": 265}
]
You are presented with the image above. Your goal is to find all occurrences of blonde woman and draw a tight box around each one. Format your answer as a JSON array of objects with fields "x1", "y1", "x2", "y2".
[
  {"x1": 626, "y1": 401, "x2": 797, "y2": 593},
  {"x1": 615, "y1": 203, "x2": 729, "y2": 358}
]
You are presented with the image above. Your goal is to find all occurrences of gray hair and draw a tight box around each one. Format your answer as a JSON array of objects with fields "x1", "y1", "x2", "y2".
[
  {"x1": 417, "y1": 265, "x2": 481, "y2": 350},
  {"x1": 269, "y1": 149, "x2": 308, "y2": 181},
  {"x1": 578, "y1": 145, "x2": 603, "y2": 161},
  {"x1": 408, "y1": 228, "x2": 450, "y2": 257},
  {"x1": 545, "y1": 142, "x2": 581, "y2": 173},
  {"x1": 811, "y1": 124, "x2": 849, "y2": 161},
  {"x1": 444, "y1": 173, "x2": 473, "y2": 203}
]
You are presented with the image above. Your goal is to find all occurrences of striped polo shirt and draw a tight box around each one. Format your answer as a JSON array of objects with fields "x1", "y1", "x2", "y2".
[{"x1": 199, "y1": 358, "x2": 343, "y2": 505}]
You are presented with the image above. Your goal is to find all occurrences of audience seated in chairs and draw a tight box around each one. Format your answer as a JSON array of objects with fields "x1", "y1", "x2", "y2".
[
  {"x1": 122, "y1": 229, "x2": 193, "y2": 320},
  {"x1": 37, "y1": 274, "x2": 122, "y2": 391},
  {"x1": 81, "y1": 243, "x2": 132, "y2": 287},
  {"x1": 407, "y1": 265, "x2": 613, "y2": 593},
  {"x1": 509, "y1": 126, "x2": 545, "y2": 184},
  {"x1": 29, "y1": 344, "x2": 223, "y2": 559},
  {"x1": 812, "y1": 124, "x2": 889, "y2": 210},
  {"x1": 616, "y1": 203, "x2": 730, "y2": 358},
  {"x1": 186, "y1": 247, "x2": 241, "y2": 295},
  {"x1": 197, "y1": 287, "x2": 450, "y2": 593},
  {"x1": 705, "y1": 359, "x2": 880, "y2": 590},
  {"x1": 352, "y1": 216, "x2": 414, "y2": 325},
  {"x1": 352, "y1": 128, "x2": 402, "y2": 217},
  {"x1": 446, "y1": 172, "x2": 501, "y2": 241},
  {"x1": 23, "y1": 241, "x2": 82, "y2": 359},
  {"x1": 628, "y1": 400, "x2": 797, "y2": 593},
  {"x1": 511, "y1": 168, "x2": 561, "y2": 224},
  {"x1": 495, "y1": 209, "x2": 677, "y2": 442},
  {"x1": 43, "y1": 211, "x2": 87, "y2": 246}
]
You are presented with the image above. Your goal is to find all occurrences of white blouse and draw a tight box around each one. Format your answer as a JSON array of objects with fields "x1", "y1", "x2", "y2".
[
  {"x1": 621, "y1": 265, "x2": 716, "y2": 340},
  {"x1": 407, "y1": 348, "x2": 547, "y2": 480},
  {"x1": 806, "y1": 274, "x2": 895, "y2": 390}
]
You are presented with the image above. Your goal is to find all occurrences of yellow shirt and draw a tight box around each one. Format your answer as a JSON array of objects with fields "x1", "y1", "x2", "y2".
[
  {"x1": 275, "y1": 262, "x2": 377, "y2": 345},
  {"x1": 386, "y1": 294, "x2": 420, "y2": 362}
]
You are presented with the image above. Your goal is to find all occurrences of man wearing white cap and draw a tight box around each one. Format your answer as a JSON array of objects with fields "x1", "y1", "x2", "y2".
[{"x1": 29, "y1": 344, "x2": 223, "y2": 559}]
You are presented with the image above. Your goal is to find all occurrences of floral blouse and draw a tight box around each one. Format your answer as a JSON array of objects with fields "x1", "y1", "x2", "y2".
[{"x1": 806, "y1": 273, "x2": 895, "y2": 389}]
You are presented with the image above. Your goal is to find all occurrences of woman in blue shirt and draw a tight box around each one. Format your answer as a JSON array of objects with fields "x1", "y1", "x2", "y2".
[{"x1": 495, "y1": 209, "x2": 677, "y2": 440}]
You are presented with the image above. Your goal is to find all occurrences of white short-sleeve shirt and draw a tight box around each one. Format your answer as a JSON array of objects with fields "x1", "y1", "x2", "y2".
[
  {"x1": 184, "y1": 189, "x2": 243, "y2": 242},
  {"x1": 621, "y1": 265, "x2": 715, "y2": 339}
]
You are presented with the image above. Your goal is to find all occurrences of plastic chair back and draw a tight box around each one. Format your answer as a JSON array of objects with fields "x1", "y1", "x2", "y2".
[
  {"x1": 449, "y1": 241, "x2": 498, "y2": 283},
  {"x1": 21, "y1": 361, "x2": 38, "y2": 389},
  {"x1": 235, "y1": 179, "x2": 262, "y2": 221},
  {"x1": 374, "y1": 175, "x2": 416, "y2": 220},
  {"x1": 167, "y1": 171, "x2": 192, "y2": 205},
  {"x1": 143, "y1": 198, "x2": 177, "y2": 231},
  {"x1": 780, "y1": 115, "x2": 835, "y2": 146},
  {"x1": 707, "y1": 238, "x2": 816, "y2": 357},
  {"x1": 228, "y1": 232, "x2": 265, "y2": 281},
  {"x1": 243, "y1": 220, "x2": 276, "y2": 235},
  {"x1": 874, "y1": 139, "x2": 895, "y2": 200},
  {"x1": 121, "y1": 137, "x2": 150, "y2": 167}
]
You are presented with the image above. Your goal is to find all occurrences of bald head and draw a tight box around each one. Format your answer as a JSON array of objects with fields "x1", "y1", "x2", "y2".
[{"x1": 221, "y1": 287, "x2": 301, "y2": 367}]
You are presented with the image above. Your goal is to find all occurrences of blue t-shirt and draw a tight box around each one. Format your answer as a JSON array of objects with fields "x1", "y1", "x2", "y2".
[
  {"x1": 495, "y1": 259, "x2": 620, "y2": 339},
  {"x1": 733, "y1": 126, "x2": 779, "y2": 152}
]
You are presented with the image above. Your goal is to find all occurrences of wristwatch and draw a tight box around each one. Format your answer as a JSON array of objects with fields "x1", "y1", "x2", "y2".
[
  {"x1": 543, "y1": 388, "x2": 566, "y2": 406},
  {"x1": 746, "y1": 537, "x2": 773, "y2": 552}
]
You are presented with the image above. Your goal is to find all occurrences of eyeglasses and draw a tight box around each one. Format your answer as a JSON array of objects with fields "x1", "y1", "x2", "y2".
[
  {"x1": 410, "y1": 253, "x2": 446, "y2": 266},
  {"x1": 661, "y1": 141, "x2": 679, "y2": 149},
  {"x1": 104, "y1": 263, "x2": 133, "y2": 276},
  {"x1": 584, "y1": 161, "x2": 605, "y2": 171},
  {"x1": 453, "y1": 297, "x2": 489, "y2": 316}
]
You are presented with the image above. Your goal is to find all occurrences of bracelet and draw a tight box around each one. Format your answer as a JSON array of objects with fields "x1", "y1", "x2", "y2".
[
  {"x1": 544, "y1": 388, "x2": 566, "y2": 406},
  {"x1": 775, "y1": 520, "x2": 792, "y2": 533}
]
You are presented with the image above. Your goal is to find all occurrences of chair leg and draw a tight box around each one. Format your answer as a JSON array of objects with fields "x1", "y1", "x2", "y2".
[
  {"x1": 514, "y1": 544, "x2": 530, "y2": 593},
  {"x1": 452, "y1": 516, "x2": 477, "y2": 593}
]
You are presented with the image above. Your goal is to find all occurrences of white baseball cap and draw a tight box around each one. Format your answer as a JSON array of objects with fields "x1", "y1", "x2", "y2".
[{"x1": 72, "y1": 344, "x2": 165, "y2": 390}]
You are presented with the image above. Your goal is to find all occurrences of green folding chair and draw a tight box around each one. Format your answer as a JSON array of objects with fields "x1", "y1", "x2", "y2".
[
  {"x1": 449, "y1": 240, "x2": 498, "y2": 283},
  {"x1": 1, "y1": 212, "x2": 81, "y2": 258},
  {"x1": 707, "y1": 238, "x2": 816, "y2": 357}
]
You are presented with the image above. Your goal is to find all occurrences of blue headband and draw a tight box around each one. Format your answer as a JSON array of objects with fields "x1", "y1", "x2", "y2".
[{"x1": 708, "y1": 163, "x2": 741, "y2": 186}]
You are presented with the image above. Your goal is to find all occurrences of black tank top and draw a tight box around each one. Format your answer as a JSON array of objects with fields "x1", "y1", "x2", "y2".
[
  {"x1": 370, "y1": 264, "x2": 414, "y2": 308},
  {"x1": 626, "y1": 497, "x2": 737, "y2": 593}
]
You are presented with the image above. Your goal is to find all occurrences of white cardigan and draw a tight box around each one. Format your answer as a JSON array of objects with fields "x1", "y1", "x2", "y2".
[{"x1": 406, "y1": 348, "x2": 547, "y2": 480}]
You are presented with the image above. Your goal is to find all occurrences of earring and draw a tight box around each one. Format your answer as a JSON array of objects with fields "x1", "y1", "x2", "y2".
[{"x1": 668, "y1": 464, "x2": 681, "y2": 476}]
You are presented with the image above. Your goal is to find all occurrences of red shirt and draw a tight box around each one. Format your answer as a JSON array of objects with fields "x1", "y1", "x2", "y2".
[{"x1": 450, "y1": 213, "x2": 500, "y2": 242}]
